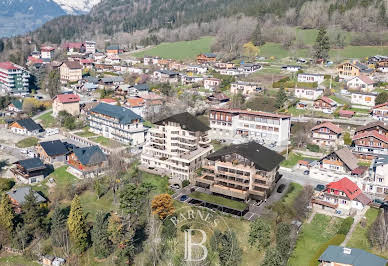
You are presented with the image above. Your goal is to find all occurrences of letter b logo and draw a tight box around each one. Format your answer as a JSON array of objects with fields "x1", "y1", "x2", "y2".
[{"x1": 184, "y1": 229, "x2": 208, "y2": 262}]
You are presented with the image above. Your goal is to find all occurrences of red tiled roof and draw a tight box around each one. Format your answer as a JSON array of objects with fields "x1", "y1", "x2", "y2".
[
  {"x1": 373, "y1": 102, "x2": 388, "y2": 109},
  {"x1": 126, "y1": 97, "x2": 145, "y2": 107},
  {"x1": 352, "y1": 130, "x2": 388, "y2": 143},
  {"x1": 41, "y1": 46, "x2": 55, "y2": 52},
  {"x1": 55, "y1": 94, "x2": 80, "y2": 104},
  {"x1": 63, "y1": 42, "x2": 84, "y2": 49},
  {"x1": 318, "y1": 96, "x2": 336, "y2": 106},
  {"x1": 81, "y1": 59, "x2": 94, "y2": 64},
  {"x1": 0, "y1": 62, "x2": 20, "y2": 70},
  {"x1": 100, "y1": 98, "x2": 117, "y2": 104},
  {"x1": 298, "y1": 160, "x2": 309, "y2": 166},
  {"x1": 326, "y1": 177, "x2": 362, "y2": 200},
  {"x1": 357, "y1": 75, "x2": 374, "y2": 85},
  {"x1": 351, "y1": 166, "x2": 368, "y2": 175},
  {"x1": 311, "y1": 122, "x2": 343, "y2": 134},
  {"x1": 210, "y1": 108, "x2": 291, "y2": 119},
  {"x1": 28, "y1": 57, "x2": 43, "y2": 64},
  {"x1": 339, "y1": 110, "x2": 355, "y2": 116}
]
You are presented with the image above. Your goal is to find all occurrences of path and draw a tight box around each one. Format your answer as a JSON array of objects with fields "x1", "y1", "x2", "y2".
[
  {"x1": 32, "y1": 108, "x2": 52, "y2": 120},
  {"x1": 306, "y1": 210, "x2": 316, "y2": 224},
  {"x1": 341, "y1": 206, "x2": 369, "y2": 247}
]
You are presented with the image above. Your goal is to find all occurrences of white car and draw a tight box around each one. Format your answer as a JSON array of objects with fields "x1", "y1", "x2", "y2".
[{"x1": 322, "y1": 109, "x2": 333, "y2": 114}]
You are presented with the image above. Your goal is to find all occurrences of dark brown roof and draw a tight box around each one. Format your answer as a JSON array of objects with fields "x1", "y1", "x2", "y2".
[
  {"x1": 154, "y1": 112, "x2": 210, "y2": 132},
  {"x1": 62, "y1": 61, "x2": 82, "y2": 69},
  {"x1": 207, "y1": 141, "x2": 284, "y2": 172},
  {"x1": 355, "y1": 121, "x2": 388, "y2": 134}
]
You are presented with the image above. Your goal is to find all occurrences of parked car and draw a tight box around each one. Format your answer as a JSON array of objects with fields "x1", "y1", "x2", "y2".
[
  {"x1": 315, "y1": 184, "x2": 325, "y2": 191},
  {"x1": 303, "y1": 170, "x2": 310, "y2": 175},
  {"x1": 277, "y1": 184, "x2": 286, "y2": 193},
  {"x1": 169, "y1": 184, "x2": 180, "y2": 190},
  {"x1": 373, "y1": 199, "x2": 385, "y2": 205},
  {"x1": 179, "y1": 195, "x2": 188, "y2": 202}
]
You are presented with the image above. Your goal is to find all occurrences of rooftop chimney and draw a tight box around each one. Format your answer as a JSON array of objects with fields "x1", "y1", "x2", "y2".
[{"x1": 343, "y1": 248, "x2": 352, "y2": 255}]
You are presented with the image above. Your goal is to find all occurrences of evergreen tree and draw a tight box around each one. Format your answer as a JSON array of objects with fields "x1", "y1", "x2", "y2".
[
  {"x1": 0, "y1": 194, "x2": 15, "y2": 243},
  {"x1": 92, "y1": 211, "x2": 112, "y2": 258},
  {"x1": 261, "y1": 248, "x2": 283, "y2": 266},
  {"x1": 210, "y1": 230, "x2": 242, "y2": 266},
  {"x1": 251, "y1": 22, "x2": 265, "y2": 46},
  {"x1": 313, "y1": 27, "x2": 330, "y2": 61},
  {"x1": 22, "y1": 190, "x2": 45, "y2": 237},
  {"x1": 67, "y1": 195, "x2": 89, "y2": 254},
  {"x1": 376, "y1": 92, "x2": 388, "y2": 105},
  {"x1": 275, "y1": 88, "x2": 287, "y2": 109},
  {"x1": 107, "y1": 213, "x2": 124, "y2": 246},
  {"x1": 51, "y1": 206, "x2": 68, "y2": 247},
  {"x1": 249, "y1": 219, "x2": 271, "y2": 250}
]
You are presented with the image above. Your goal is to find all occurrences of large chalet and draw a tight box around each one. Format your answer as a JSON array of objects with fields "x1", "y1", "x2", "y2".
[{"x1": 311, "y1": 122, "x2": 343, "y2": 147}]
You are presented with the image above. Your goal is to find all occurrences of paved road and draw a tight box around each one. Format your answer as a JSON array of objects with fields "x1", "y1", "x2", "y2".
[{"x1": 280, "y1": 169, "x2": 328, "y2": 187}]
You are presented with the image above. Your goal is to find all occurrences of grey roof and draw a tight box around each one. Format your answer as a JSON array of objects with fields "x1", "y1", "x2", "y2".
[
  {"x1": 203, "y1": 53, "x2": 216, "y2": 58},
  {"x1": 6, "y1": 187, "x2": 46, "y2": 205},
  {"x1": 159, "y1": 70, "x2": 179, "y2": 76},
  {"x1": 319, "y1": 246, "x2": 387, "y2": 266},
  {"x1": 73, "y1": 145, "x2": 107, "y2": 166},
  {"x1": 321, "y1": 147, "x2": 359, "y2": 171},
  {"x1": 100, "y1": 76, "x2": 124, "y2": 83},
  {"x1": 15, "y1": 158, "x2": 46, "y2": 172},
  {"x1": 373, "y1": 155, "x2": 388, "y2": 167},
  {"x1": 133, "y1": 83, "x2": 149, "y2": 91},
  {"x1": 16, "y1": 118, "x2": 43, "y2": 132},
  {"x1": 90, "y1": 103, "x2": 143, "y2": 125},
  {"x1": 154, "y1": 112, "x2": 210, "y2": 132},
  {"x1": 106, "y1": 44, "x2": 120, "y2": 50},
  {"x1": 207, "y1": 141, "x2": 285, "y2": 172},
  {"x1": 83, "y1": 76, "x2": 99, "y2": 84},
  {"x1": 39, "y1": 140, "x2": 69, "y2": 156}
]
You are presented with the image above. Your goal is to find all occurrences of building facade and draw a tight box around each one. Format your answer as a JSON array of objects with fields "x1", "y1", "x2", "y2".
[
  {"x1": 60, "y1": 61, "x2": 82, "y2": 83},
  {"x1": 0, "y1": 62, "x2": 30, "y2": 94},
  {"x1": 194, "y1": 142, "x2": 284, "y2": 201},
  {"x1": 53, "y1": 94, "x2": 80, "y2": 117},
  {"x1": 294, "y1": 87, "x2": 323, "y2": 100},
  {"x1": 209, "y1": 108, "x2": 291, "y2": 147},
  {"x1": 372, "y1": 102, "x2": 388, "y2": 122},
  {"x1": 311, "y1": 122, "x2": 343, "y2": 147},
  {"x1": 88, "y1": 103, "x2": 147, "y2": 145},
  {"x1": 141, "y1": 112, "x2": 213, "y2": 181},
  {"x1": 230, "y1": 81, "x2": 262, "y2": 95},
  {"x1": 297, "y1": 73, "x2": 325, "y2": 84}
]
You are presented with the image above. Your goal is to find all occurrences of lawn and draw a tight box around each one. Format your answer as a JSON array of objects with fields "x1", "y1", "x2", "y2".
[
  {"x1": 141, "y1": 171, "x2": 171, "y2": 195},
  {"x1": 75, "y1": 129, "x2": 97, "y2": 138},
  {"x1": 189, "y1": 191, "x2": 248, "y2": 211},
  {"x1": 79, "y1": 190, "x2": 117, "y2": 222},
  {"x1": 288, "y1": 214, "x2": 343, "y2": 266},
  {"x1": 89, "y1": 136, "x2": 121, "y2": 148},
  {"x1": 0, "y1": 254, "x2": 40, "y2": 266},
  {"x1": 134, "y1": 36, "x2": 214, "y2": 60},
  {"x1": 16, "y1": 137, "x2": 38, "y2": 148},
  {"x1": 280, "y1": 152, "x2": 319, "y2": 168},
  {"x1": 37, "y1": 111, "x2": 56, "y2": 128},
  {"x1": 330, "y1": 46, "x2": 388, "y2": 60},
  {"x1": 347, "y1": 208, "x2": 388, "y2": 259},
  {"x1": 286, "y1": 106, "x2": 308, "y2": 116},
  {"x1": 281, "y1": 182, "x2": 303, "y2": 207},
  {"x1": 49, "y1": 166, "x2": 77, "y2": 188},
  {"x1": 329, "y1": 95, "x2": 348, "y2": 105},
  {"x1": 348, "y1": 107, "x2": 371, "y2": 114}
]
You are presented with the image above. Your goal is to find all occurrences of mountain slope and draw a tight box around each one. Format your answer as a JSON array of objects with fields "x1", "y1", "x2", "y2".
[{"x1": 0, "y1": 0, "x2": 100, "y2": 37}]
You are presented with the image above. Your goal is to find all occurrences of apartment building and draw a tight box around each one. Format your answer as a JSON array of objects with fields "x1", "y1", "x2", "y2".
[
  {"x1": 294, "y1": 87, "x2": 323, "y2": 100},
  {"x1": 372, "y1": 102, "x2": 388, "y2": 122},
  {"x1": 40, "y1": 46, "x2": 55, "y2": 60},
  {"x1": 352, "y1": 130, "x2": 388, "y2": 159},
  {"x1": 60, "y1": 61, "x2": 82, "y2": 83},
  {"x1": 141, "y1": 112, "x2": 213, "y2": 181},
  {"x1": 297, "y1": 73, "x2": 325, "y2": 84},
  {"x1": 194, "y1": 142, "x2": 284, "y2": 201},
  {"x1": 368, "y1": 155, "x2": 388, "y2": 196},
  {"x1": 311, "y1": 122, "x2": 343, "y2": 147},
  {"x1": 85, "y1": 41, "x2": 96, "y2": 54},
  {"x1": 52, "y1": 93, "x2": 80, "y2": 117},
  {"x1": 209, "y1": 108, "x2": 291, "y2": 147},
  {"x1": 88, "y1": 103, "x2": 147, "y2": 145},
  {"x1": 230, "y1": 81, "x2": 262, "y2": 95},
  {"x1": 0, "y1": 62, "x2": 30, "y2": 94},
  {"x1": 351, "y1": 92, "x2": 376, "y2": 108}
]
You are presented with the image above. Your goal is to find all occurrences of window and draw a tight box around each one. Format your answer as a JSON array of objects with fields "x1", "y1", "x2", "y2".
[{"x1": 378, "y1": 178, "x2": 383, "y2": 183}]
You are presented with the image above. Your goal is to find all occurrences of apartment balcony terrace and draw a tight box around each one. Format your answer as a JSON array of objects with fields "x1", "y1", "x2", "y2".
[
  {"x1": 214, "y1": 176, "x2": 249, "y2": 186},
  {"x1": 210, "y1": 184, "x2": 247, "y2": 200}
]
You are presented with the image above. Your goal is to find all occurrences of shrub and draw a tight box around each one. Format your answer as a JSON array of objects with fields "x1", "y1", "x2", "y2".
[
  {"x1": 307, "y1": 144, "x2": 320, "y2": 153},
  {"x1": 0, "y1": 178, "x2": 15, "y2": 192},
  {"x1": 182, "y1": 180, "x2": 190, "y2": 187},
  {"x1": 337, "y1": 217, "x2": 354, "y2": 235},
  {"x1": 308, "y1": 234, "x2": 346, "y2": 266}
]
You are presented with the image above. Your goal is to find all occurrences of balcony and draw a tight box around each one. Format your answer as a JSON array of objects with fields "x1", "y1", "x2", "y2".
[
  {"x1": 217, "y1": 170, "x2": 250, "y2": 180},
  {"x1": 210, "y1": 184, "x2": 247, "y2": 200},
  {"x1": 214, "y1": 176, "x2": 249, "y2": 186},
  {"x1": 195, "y1": 174, "x2": 215, "y2": 185},
  {"x1": 217, "y1": 161, "x2": 253, "y2": 172},
  {"x1": 249, "y1": 189, "x2": 265, "y2": 197}
]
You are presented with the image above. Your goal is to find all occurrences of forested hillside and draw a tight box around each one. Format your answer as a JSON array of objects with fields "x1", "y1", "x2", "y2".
[{"x1": 32, "y1": 0, "x2": 387, "y2": 44}]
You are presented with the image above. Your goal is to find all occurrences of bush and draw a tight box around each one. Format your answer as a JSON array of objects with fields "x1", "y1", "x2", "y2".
[
  {"x1": 182, "y1": 180, "x2": 190, "y2": 187},
  {"x1": 308, "y1": 234, "x2": 346, "y2": 266},
  {"x1": 307, "y1": 144, "x2": 320, "y2": 153},
  {"x1": 0, "y1": 178, "x2": 15, "y2": 192},
  {"x1": 337, "y1": 217, "x2": 354, "y2": 235}
]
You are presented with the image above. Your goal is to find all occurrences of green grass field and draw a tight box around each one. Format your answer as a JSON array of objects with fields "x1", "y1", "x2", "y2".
[
  {"x1": 49, "y1": 166, "x2": 77, "y2": 188},
  {"x1": 134, "y1": 36, "x2": 214, "y2": 60},
  {"x1": 189, "y1": 191, "x2": 248, "y2": 211},
  {"x1": 347, "y1": 208, "x2": 388, "y2": 259},
  {"x1": 16, "y1": 137, "x2": 38, "y2": 148},
  {"x1": 37, "y1": 111, "x2": 56, "y2": 128},
  {"x1": 280, "y1": 152, "x2": 319, "y2": 168},
  {"x1": 0, "y1": 254, "x2": 40, "y2": 266},
  {"x1": 289, "y1": 214, "x2": 343, "y2": 266}
]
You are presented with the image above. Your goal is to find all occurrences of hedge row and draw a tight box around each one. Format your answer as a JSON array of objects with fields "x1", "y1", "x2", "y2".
[
  {"x1": 308, "y1": 234, "x2": 346, "y2": 266},
  {"x1": 272, "y1": 81, "x2": 318, "y2": 88},
  {"x1": 337, "y1": 217, "x2": 354, "y2": 235}
]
